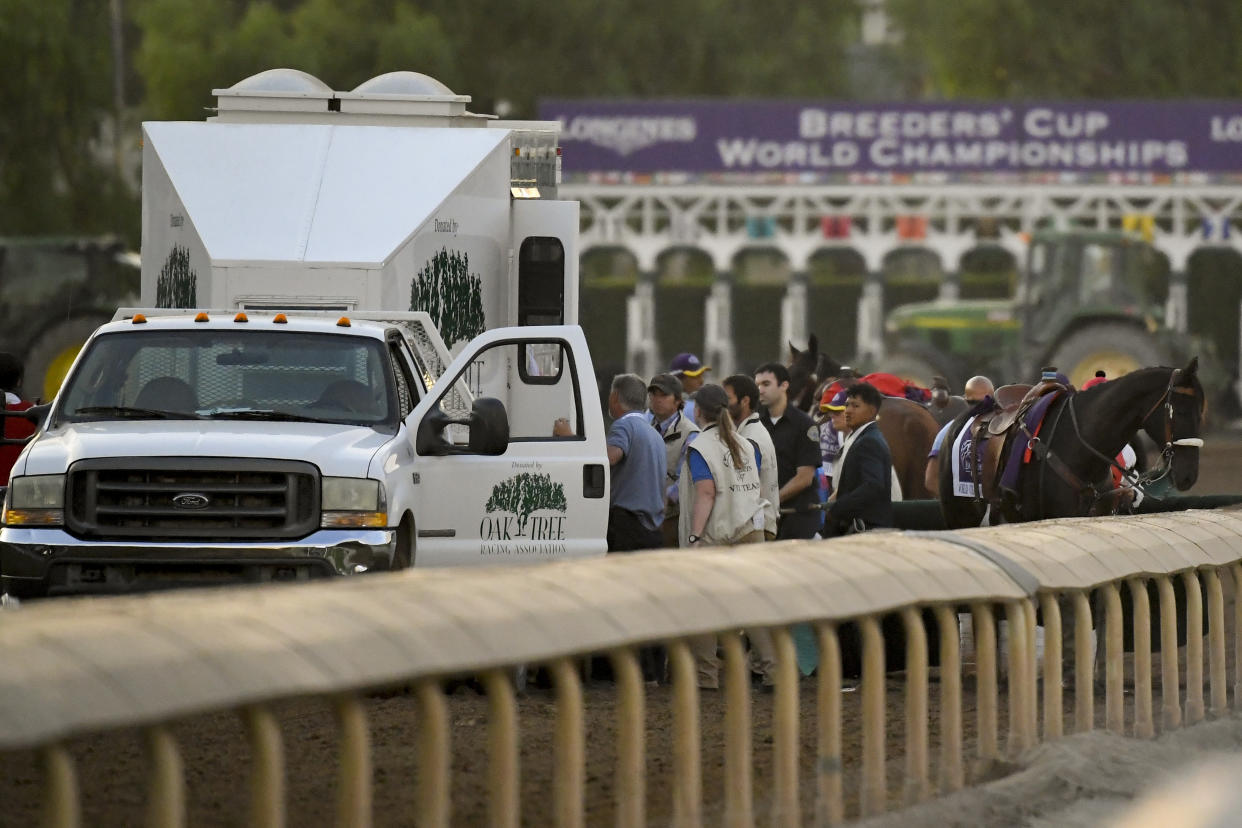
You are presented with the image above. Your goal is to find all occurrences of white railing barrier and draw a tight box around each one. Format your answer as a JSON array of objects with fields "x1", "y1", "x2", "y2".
[{"x1": 3, "y1": 509, "x2": 1242, "y2": 826}]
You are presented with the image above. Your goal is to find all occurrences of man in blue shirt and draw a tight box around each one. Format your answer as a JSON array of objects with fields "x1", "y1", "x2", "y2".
[{"x1": 606, "y1": 373, "x2": 667, "y2": 552}]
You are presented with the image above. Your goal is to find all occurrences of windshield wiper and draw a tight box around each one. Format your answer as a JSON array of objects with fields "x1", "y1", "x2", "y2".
[
  {"x1": 71, "y1": 405, "x2": 193, "y2": 420},
  {"x1": 205, "y1": 409, "x2": 335, "y2": 424}
]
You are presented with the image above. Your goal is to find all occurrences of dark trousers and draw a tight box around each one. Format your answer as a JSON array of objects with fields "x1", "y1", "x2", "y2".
[
  {"x1": 606, "y1": 506, "x2": 665, "y2": 682},
  {"x1": 777, "y1": 509, "x2": 821, "y2": 541},
  {"x1": 607, "y1": 507, "x2": 663, "y2": 553}
]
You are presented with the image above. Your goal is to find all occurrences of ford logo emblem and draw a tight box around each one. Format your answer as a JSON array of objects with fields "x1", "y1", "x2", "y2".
[{"x1": 172, "y1": 493, "x2": 210, "y2": 510}]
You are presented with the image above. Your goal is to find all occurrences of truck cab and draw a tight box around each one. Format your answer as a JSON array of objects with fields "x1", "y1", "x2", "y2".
[{"x1": 0, "y1": 310, "x2": 608, "y2": 597}]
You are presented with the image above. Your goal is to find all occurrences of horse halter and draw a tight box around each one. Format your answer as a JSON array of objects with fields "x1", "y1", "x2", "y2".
[
  {"x1": 1051, "y1": 367, "x2": 1202, "y2": 511},
  {"x1": 1139, "y1": 367, "x2": 1204, "y2": 452}
]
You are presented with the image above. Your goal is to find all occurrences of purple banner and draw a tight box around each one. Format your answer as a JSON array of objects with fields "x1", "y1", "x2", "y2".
[{"x1": 537, "y1": 99, "x2": 1242, "y2": 176}]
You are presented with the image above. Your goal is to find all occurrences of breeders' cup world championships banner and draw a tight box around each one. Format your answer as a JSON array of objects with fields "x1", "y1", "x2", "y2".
[{"x1": 537, "y1": 100, "x2": 1242, "y2": 178}]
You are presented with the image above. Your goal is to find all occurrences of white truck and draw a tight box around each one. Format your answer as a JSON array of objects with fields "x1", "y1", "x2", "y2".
[{"x1": 0, "y1": 70, "x2": 611, "y2": 598}]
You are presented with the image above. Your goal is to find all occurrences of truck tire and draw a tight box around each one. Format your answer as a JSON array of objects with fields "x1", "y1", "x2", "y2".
[
  {"x1": 1049, "y1": 323, "x2": 1170, "y2": 389},
  {"x1": 22, "y1": 315, "x2": 111, "y2": 403},
  {"x1": 393, "y1": 517, "x2": 414, "y2": 570},
  {"x1": 877, "y1": 342, "x2": 963, "y2": 390}
]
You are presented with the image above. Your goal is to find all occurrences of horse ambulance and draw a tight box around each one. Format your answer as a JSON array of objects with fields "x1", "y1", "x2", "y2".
[{"x1": 0, "y1": 69, "x2": 611, "y2": 598}]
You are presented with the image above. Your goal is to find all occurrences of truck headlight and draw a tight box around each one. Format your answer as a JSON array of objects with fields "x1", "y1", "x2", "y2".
[
  {"x1": 321, "y1": 477, "x2": 387, "y2": 528},
  {"x1": 3, "y1": 474, "x2": 65, "y2": 527}
]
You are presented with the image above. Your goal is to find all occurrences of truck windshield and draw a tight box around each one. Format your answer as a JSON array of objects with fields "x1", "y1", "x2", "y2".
[{"x1": 57, "y1": 329, "x2": 397, "y2": 426}]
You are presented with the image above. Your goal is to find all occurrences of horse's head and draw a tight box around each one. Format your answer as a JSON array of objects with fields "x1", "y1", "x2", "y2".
[
  {"x1": 787, "y1": 334, "x2": 820, "y2": 411},
  {"x1": 787, "y1": 334, "x2": 846, "y2": 412},
  {"x1": 1142, "y1": 357, "x2": 1206, "y2": 491}
]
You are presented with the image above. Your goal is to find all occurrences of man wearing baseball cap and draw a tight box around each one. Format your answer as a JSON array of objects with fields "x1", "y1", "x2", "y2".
[
  {"x1": 818, "y1": 388, "x2": 848, "y2": 499},
  {"x1": 647, "y1": 372, "x2": 700, "y2": 549},
  {"x1": 669, "y1": 352, "x2": 710, "y2": 424}
]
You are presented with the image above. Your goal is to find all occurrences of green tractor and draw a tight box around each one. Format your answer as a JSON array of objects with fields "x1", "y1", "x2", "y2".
[
  {"x1": 0, "y1": 237, "x2": 139, "y2": 402},
  {"x1": 881, "y1": 229, "x2": 1183, "y2": 390}
]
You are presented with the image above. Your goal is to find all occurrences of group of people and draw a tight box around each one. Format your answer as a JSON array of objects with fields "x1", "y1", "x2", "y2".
[{"x1": 602, "y1": 352, "x2": 897, "y2": 688}]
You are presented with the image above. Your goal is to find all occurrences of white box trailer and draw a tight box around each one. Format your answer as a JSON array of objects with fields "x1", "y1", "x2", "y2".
[{"x1": 141, "y1": 68, "x2": 577, "y2": 353}]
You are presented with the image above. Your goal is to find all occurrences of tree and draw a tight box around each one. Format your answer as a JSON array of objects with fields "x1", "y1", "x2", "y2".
[
  {"x1": 134, "y1": 0, "x2": 455, "y2": 120},
  {"x1": 886, "y1": 0, "x2": 1242, "y2": 98},
  {"x1": 0, "y1": 0, "x2": 137, "y2": 240},
  {"x1": 132, "y1": 0, "x2": 859, "y2": 121},
  {"x1": 486, "y1": 472, "x2": 567, "y2": 535},
  {"x1": 409, "y1": 247, "x2": 485, "y2": 347},
  {"x1": 156, "y1": 244, "x2": 196, "y2": 308}
]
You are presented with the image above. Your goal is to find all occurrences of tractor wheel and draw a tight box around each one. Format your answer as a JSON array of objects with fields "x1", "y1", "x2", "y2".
[
  {"x1": 1049, "y1": 323, "x2": 1170, "y2": 389},
  {"x1": 22, "y1": 315, "x2": 111, "y2": 403},
  {"x1": 877, "y1": 342, "x2": 963, "y2": 390}
]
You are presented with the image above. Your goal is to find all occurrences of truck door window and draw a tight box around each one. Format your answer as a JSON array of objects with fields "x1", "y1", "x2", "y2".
[
  {"x1": 432, "y1": 338, "x2": 581, "y2": 446},
  {"x1": 518, "y1": 237, "x2": 565, "y2": 380}
]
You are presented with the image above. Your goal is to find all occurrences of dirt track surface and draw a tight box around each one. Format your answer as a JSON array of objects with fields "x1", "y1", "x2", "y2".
[
  {"x1": 0, "y1": 673, "x2": 1019, "y2": 827},
  {"x1": 856, "y1": 716, "x2": 1242, "y2": 828},
  {"x1": 1184, "y1": 431, "x2": 1242, "y2": 496},
  {"x1": 1, "y1": 433, "x2": 1240, "y2": 825}
]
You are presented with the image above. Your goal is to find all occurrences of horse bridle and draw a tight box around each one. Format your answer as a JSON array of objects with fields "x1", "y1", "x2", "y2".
[
  {"x1": 1139, "y1": 367, "x2": 1204, "y2": 452},
  {"x1": 1060, "y1": 368, "x2": 1203, "y2": 504}
]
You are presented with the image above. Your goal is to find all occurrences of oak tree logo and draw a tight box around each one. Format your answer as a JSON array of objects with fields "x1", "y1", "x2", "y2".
[
  {"x1": 409, "y1": 247, "x2": 485, "y2": 346},
  {"x1": 485, "y1": 472, "x2": 567, "y2": 536},
  {"x1": 156, "y1": 245, "x2": 197, "y2": 308}
]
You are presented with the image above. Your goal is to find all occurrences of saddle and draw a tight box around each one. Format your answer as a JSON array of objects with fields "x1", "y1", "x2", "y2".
[
  {"x1": 959, "y1": 380, "x2": 1071, "y2": 507},
  {"x1": 984, "y1": 383, "x2": 1033, "y2": 435}
]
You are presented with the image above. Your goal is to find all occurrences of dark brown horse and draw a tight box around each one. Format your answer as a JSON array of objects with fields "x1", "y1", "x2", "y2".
[
  {"x1": 937, "y1": 359, "x2": 1206, "y2": 528},
  {"x1": 788, "y1": 337, "x2": 939, "y2": 500},
  {"x1": 787, "y1": 334, "x2": 841, "y2": 413}
]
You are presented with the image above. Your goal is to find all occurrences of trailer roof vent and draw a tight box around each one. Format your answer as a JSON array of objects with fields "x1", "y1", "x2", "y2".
[
  {"x1": 209, "y1": 67, "x2": 493, "y2": 127},
  {"x1": 227, "y1": 68, "x2": 332, "y2": 95},
  {"x1": 336, "y1": 71, "x2": 484, "y2": 124},
  {"x1": 213, "y1": 68, "x2": 336, "y2": 122},
  {"x1": 351, "y1": 71, "x2": 455, "y2": 97}
]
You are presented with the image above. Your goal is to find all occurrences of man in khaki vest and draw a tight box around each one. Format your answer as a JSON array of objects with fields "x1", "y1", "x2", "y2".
[
  {"x1": 724, "y1": 374, "x2": 779, "y2": 541},
  {"x1": 647, "y1": 372, "x2": 699, "y2": 548}
]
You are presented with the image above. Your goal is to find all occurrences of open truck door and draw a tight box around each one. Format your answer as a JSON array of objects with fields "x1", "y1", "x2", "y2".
[{"x1": 408, "y1": 324, "x2": 608, "y2": 565}]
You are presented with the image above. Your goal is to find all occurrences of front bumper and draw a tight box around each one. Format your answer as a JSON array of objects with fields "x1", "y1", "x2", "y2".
[{"x1": 0, "y1": 526, "x2": 397, "y2": 598}]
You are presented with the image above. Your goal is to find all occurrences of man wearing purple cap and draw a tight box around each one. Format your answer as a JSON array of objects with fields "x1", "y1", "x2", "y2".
[
  {"x1": 819, "y1": 389, "x2": 849, "y2": 498},
  {"x1": 669, "y1": 352, "x2": 710, "y2": 424}
]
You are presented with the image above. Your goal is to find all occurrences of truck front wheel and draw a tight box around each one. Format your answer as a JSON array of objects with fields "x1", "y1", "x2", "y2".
[
  {"x1": 392, "y1": 517, "x2": 414, "y2": 570},
  {"x1": 1049, "y1": 323, "x2": 1170, "y2": 389}
]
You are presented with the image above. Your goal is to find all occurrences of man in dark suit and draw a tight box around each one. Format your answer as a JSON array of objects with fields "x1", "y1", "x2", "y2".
[{"x1": 825, "y1": 382, "x2": 893, "y2": 534}]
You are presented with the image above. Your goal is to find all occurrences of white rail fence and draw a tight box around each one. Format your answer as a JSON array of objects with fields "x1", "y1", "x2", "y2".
[{"x1": 3, "y1": 509, "x2": 1242, "y2": 826}]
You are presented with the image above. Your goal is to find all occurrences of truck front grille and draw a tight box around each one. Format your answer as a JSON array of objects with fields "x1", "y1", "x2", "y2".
[{"x1": 66, "y1": 458, "x2": 319, "y2": 540}]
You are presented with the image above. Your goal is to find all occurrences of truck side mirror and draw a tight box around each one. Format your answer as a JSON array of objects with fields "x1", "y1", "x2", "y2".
[
  {"x1": 467, "y1": 398, "x2": 509, "y2": 455},
  {"x1": 415, "y1": 407, "x2": 454, "y2": 455},
  {"x1": 415, "y1": 398, "x2": 510, "y2": 456}
]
